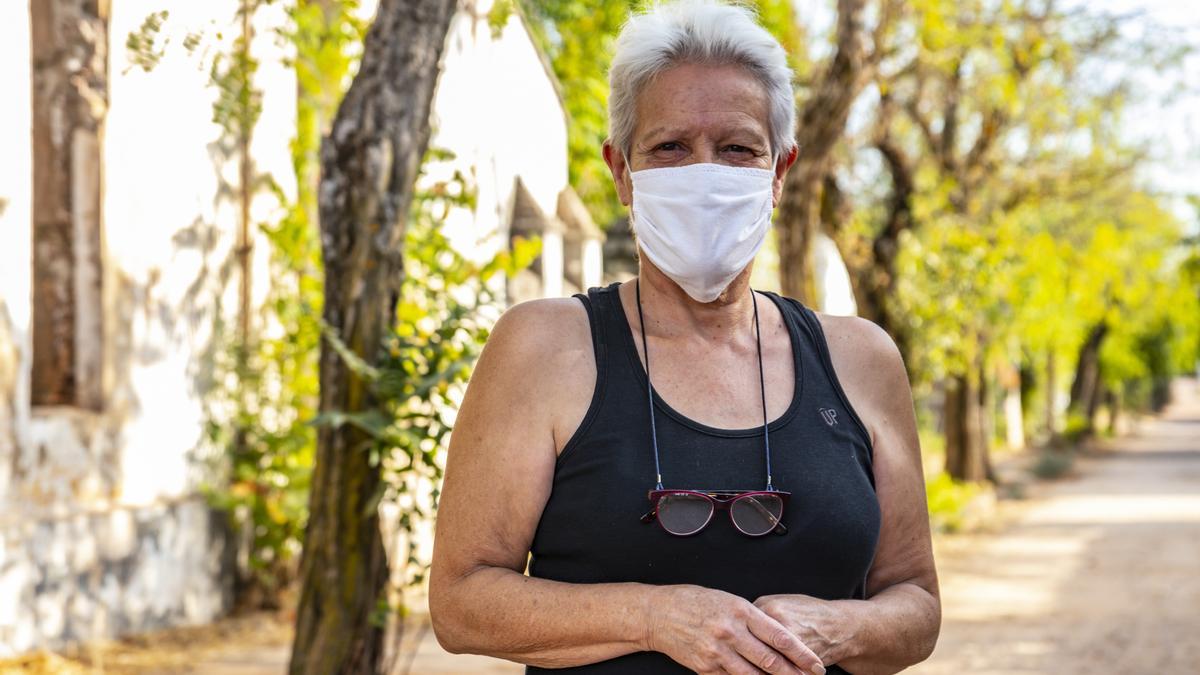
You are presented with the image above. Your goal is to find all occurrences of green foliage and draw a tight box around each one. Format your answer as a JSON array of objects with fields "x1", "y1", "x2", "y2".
[
  {"x1": 878, "y1": 0, "x2": 1199, "y2": 449},
  {"x1": 1059, "y1": 414, "x2": 1091, "y2": 446},
  {"x1": 516, "y1": 0, "x2": 802, "y2": 229},
  {"x1": 313, "y1": 158, "x2": 540, "y2": 596},
  {"x1": 925, "y1": 472, "x2": 985, "y2": 533},
  {"x1": 284, "y1": 0, "x2": 367, "y2": 222},
  {"x1": 210, "y1": 21, "x2": 262, "y2": 149},
  {"x1": 186, "y1": 0, "x2": 537, "y2": 607},
  {"x1": 127, "y1": 0, "x2": 540, "y2": 611},
  {"x1": 202, "y1": 310, "x2": 317, "y2": 600},
  {"x1": 125, "y1": 10, "x2": 170, "y2": 73},
  {"x1": 487, "y1": 0, "x2": 515, "y2": 39},
  {"x1": 516, "y1": 0, "x2": 632, "y2": 228},
  {"x1": 187, "y1": 0, "x2": 325, "y2": 603},
  {"x1": 212, "y1": 0, "x2": 366, "y2": 602}
]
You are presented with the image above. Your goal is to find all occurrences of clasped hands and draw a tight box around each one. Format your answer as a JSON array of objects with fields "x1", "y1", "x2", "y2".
[{"x1": 646, "y1": 585, "x2": 847, "y2": 675}]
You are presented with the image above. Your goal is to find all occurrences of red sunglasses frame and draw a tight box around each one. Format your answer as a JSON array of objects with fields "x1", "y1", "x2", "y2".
[{"x1": 640, "y1": 489, "x2": 791, "y2": 537}]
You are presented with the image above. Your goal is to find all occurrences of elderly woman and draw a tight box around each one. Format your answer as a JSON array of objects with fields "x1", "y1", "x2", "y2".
[{"x1": 429, "y1": 1, "x2": 940, "y2": 673}]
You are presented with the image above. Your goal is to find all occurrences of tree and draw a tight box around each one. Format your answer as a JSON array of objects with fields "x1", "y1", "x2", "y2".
[
  {"x1": 517, "y1": 0, "x2": 806, "y2": 229},
  {"x1": 288, "y1": 0, "x2": 458, "y2": 672},
  {"x1": 858, "y1": 0, "x2": 1136, "y2": 480},
  {"x1": 773, "y1": 0, "x2": 895, "y2": 304}
]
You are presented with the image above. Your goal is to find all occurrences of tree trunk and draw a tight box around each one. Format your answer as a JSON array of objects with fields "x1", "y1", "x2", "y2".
[
  {"x1": 775, "y1": 0, "x2": 871, "y2": 303},
  {"x1": 944, "y1": 361, "x2": 989, "y2": 482},
  {"x1": 978, "y1": 358, "x2": 998, "y2": 483},
  {"x1": 1067, "y1": 321, "x2": 1108, "y2": 436},
  {"x1": 237, "y1": 0, "x2": 255, "y2": 359},
  {"x1": 859, "y1": 107, "x2": 916, "y2": 360},
  {"x1": 30, "y1": 0, "x2": 108, "y2": 410},
  {"x1": 1044, "y1": 350, "x2": 1058, "y2": 440},
  {"x1": 1107, "y1": 386, "x2": 1121, "y2": 435},
  {"x1": 777, "y1": 162, "x2": 826, "y2": 304},
  {"x1": 289, "y1": 1, "x2": 457, "y2": 673}
]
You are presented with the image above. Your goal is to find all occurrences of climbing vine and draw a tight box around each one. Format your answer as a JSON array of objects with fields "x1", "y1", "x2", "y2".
[{"x1": 129, "y1": 0, "x2": 538, "y2": 610}]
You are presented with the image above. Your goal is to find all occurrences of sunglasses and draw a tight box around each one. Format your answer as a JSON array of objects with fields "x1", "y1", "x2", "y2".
[
  {"x1": 635, "y1": 280, "x2": 789, "y2": 538},
  {"x1": 641, "y1": 489, "x2": 790, "y2": 536}
]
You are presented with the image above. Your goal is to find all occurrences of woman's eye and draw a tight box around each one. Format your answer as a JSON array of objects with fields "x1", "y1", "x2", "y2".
[
  {"x1": 726, "y1": 145, "x2": 752, "y2": 154},
  {"x1": 656, "y1": 142, "x2": 680, "y2": 152}
]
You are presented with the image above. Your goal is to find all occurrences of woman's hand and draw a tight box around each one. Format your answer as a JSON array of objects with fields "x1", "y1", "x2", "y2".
[
  {"x1": 753, "y1": 594, "x2": 854, "y2": 666},
  {"x1": 646, "y1": 585, "x2": 827, "y2": 675}
]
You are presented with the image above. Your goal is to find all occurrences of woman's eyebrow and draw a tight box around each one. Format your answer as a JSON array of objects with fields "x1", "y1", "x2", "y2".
[
  {"x1": 639, "y1": 124, "x2": 768, "y2": 142},
  {"x1": 718, "y1": 125, "x2": 769, "y2": 141},
  {"x1": 638, "y1": 126, "x2": 685, "y2": 143}
]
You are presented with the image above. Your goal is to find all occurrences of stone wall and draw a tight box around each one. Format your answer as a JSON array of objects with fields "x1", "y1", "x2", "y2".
[{"x1": 0, "y1": 498, "x2": 232, "y2": 657}]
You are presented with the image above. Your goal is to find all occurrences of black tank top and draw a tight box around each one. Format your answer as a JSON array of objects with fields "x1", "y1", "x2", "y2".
[{"x1": 526, "y1": 282, "x2": 881, "y2": 674}]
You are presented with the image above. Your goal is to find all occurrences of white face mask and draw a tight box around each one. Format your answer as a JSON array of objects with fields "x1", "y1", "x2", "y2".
[{"x1": 629, "y1": 162, "x2": 775, "y2": 303}]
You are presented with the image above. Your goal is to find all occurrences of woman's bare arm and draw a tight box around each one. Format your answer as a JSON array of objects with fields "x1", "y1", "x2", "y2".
[
  {"x1": 754, "y1": 316, "x2": 941, "y2": 674},
  {"x1": 429, "y1": 299, "x2": 644, "y2": 666},
  {"x1": 428, "y1": 298, "x2": 826, "y2": 674}
]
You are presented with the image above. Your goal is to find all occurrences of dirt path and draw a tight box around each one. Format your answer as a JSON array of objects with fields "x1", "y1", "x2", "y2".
[{"x1": 913, "y1": 378, "x2": 1200, "y2": 673}]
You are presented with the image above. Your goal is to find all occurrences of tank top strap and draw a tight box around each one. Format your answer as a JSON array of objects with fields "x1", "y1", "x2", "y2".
[
  {"x1": 764, "y1": 291, "x2": 874, "y2": 460},
  {"x1": 571, "y1": 285, "x2": 605, "y2": 361},
  {"x1": 556, "y1": 285, "x2": 618, "y2": 464},
  {"x1": 579, "y1": 281, "x2": 629, "y2": 376}
]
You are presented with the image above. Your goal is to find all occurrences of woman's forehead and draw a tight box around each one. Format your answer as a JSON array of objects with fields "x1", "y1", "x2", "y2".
[{"x1": 634, "y1": 63, "x2": 770, "y2": 141}]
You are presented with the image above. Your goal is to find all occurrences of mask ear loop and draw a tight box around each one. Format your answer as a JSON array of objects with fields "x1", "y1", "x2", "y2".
[{"x1": 635, "y1": 279, "x2": 664, "y2": 490}]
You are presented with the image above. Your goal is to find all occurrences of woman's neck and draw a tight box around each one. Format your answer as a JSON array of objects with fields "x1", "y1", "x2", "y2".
[{"x1": 632, "y1": 257, "x2": 756, "y2": 347}]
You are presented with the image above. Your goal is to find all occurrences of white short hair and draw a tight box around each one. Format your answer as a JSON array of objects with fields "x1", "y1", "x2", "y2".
[{"x1": 608, "y1": 0, "x2": 797, "y2": 161}]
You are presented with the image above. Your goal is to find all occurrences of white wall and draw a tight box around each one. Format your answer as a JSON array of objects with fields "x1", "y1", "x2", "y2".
[
  {"x1": 0, "y1": 0, "x2": 34, "y2": 509},
  {"x1": 0, "y1": 0, "x2": 295, "y2": 653},
  {"x1": 422, "y1": 0, "x2": 570, "y2": 273},
  {"x1": 99, "y1": 0, "x2": 296, "y2": 506},
  {"x1": 812, "y1": 232, "x2": 858, "y2": 316}
]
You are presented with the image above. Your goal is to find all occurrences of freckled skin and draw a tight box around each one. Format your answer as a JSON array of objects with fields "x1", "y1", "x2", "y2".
[
  {"x1": 610, "y1": 63, "x2": 784, "y2": 203},
  {"x1": 428, "y1": 62, "x2": 940, "y2": 675}
]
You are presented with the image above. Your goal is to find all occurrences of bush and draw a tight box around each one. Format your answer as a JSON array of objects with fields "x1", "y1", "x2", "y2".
[
  {"x1": 1030, "y1": 447, "x2": 1075, "y2": 480},
  {"x1": 925, "y1": 472, "x2": 987, "y2": 533}
]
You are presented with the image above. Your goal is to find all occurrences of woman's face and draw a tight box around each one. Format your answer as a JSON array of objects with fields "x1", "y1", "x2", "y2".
[{"x1": 604, "y1": 62, "x2": 792, "y2": 208}]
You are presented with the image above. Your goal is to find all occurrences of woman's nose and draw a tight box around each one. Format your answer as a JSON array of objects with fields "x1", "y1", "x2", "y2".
[{"x1": 685, "y1": 145, "x2": 718, "y2": 165}]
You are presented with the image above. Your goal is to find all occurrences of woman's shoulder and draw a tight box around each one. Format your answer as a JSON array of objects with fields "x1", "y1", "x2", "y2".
[
  {"x1": 476, "y1": 296, "x2": 596, "y2": 390},
  {"x1": 490, "y1": 296, "x2": 592, "y2": 353},
  {"x1": 813, "y1": 312, "x2": 910, "y2": 442},
  {"x1": 762, "y1": 292, "x2": 901, "y2": 369},
  {"x1": 475, "y1": 297, "x2": 598, "y2": 455},
  {"x1": 813, "y1": 313, "x2": 900, "y2": 364}
]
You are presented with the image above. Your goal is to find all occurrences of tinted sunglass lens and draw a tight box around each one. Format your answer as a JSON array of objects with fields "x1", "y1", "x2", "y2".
[
  {"x1": 656, "y1": 493, "x2": 713, "y2": 535},
  {"x1": 731, "y1": 493, "x2": 784, "y2": 536}
]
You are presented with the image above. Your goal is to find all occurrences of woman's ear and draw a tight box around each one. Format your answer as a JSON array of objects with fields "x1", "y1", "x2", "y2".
[
  {"x1": 603, "y1": 140, "x2": 633, "y2": 207},
  {"x1": 771, "y1": 145, "x2": 799, "y2": 208}
]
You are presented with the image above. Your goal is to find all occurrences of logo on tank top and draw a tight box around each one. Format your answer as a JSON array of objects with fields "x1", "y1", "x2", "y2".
[{"x1": 818, "y1": 407, "x2": 839, "y2": 427}]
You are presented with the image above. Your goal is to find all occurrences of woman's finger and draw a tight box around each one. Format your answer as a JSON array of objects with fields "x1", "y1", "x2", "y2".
[
  {"x1": 726, "y1": 624, "x2": 803, "y2": 675},
  {"x1": 719, "y1": 644, "x2": 777, "y2": 675},
  {"x1": 746, "y1": 611, "x2": 825, "y2": 675}
]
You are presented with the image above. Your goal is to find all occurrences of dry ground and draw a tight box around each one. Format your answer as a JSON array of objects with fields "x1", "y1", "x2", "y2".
[{"x1": 912, "y1": 379, "x2": 1200, "y2": 674}]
